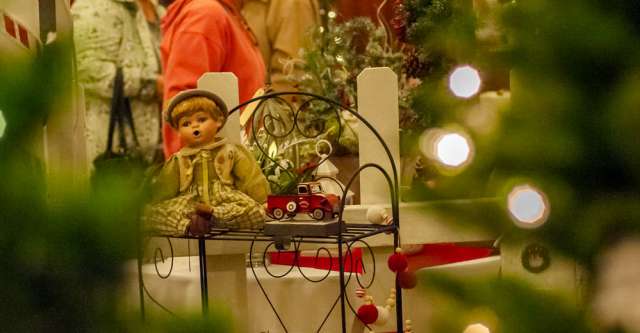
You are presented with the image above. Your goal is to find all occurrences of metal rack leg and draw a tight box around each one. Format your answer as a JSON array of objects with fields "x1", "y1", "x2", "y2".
[
  {"x1": 198, "y1": 238, "x2": 209, "y2": 316},
  {"x1": 395, "y1": 230, "x2": 403, "y2": 333},
  {"x1": 395, "y1": 277, "x2": 404, "y2": 332},
  {"x1": 137, "y1": 239, "x2": 145, "y2": 321},
  {"x1": 338, "y1": 239, "x2": 347, "y2": 333},
  {"x1": 136, "y1": 217, "x2": 146, "y2": 322}
]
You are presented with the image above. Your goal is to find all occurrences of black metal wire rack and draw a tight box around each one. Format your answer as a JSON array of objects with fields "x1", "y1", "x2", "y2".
[
  {"x1": 156, "y1": 223, "x2": 394, "y2": 244},
  {"x1": 137, "y1": 91, "x2": 403, "y2": 333}
]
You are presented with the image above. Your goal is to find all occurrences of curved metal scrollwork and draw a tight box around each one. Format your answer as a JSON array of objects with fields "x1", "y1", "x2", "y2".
[
  {"x1": 238, "y1": 91, "x2": 401, "y2": 333},
  {"x1": 232, "y1": 91, "x2": 399, "y2": 204},
  {"x1": 248, "y1": 236, "x2": 379, "y2": 333},
  {"x1": 138, "y1": 237, "x2": 179, "y2": 316},
  {"x1": 240, "y1": 92, "x2": 354, "y2": 196},
  {"x1": 153, "y1": 237, "x2": 175, "y2": 279}
]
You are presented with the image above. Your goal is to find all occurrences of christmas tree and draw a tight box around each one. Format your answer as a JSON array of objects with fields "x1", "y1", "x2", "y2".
[{"x1": 401, "y1": 0, "x2": 640, "y2": 332}]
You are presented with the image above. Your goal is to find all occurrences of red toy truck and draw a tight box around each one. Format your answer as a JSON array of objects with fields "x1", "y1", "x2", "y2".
[{"x1": 267, "y1": 182, "x2": 341, "y2": 220}]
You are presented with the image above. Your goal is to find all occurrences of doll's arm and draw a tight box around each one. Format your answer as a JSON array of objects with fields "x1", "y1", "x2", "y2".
[
  {"x1": 149, "y1": 156, "x2": 180, "y2": 202},
  {"x1": 232, "y1": 145, "x2": 271, "y2": 203}
]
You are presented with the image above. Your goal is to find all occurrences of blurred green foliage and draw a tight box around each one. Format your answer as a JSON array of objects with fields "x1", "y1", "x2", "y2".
[
  {"x1": 0, "y1": 43, "x2": 229, "y2": 331},
  {"x1": 405, "y1": 0, "x2": 640, "y2": 332},
  {"x1": 496, "y1": 0, "x2": 640, "y2": 267},
  {"x1": 423, "y1": 273, "x2": 594, "y2": 333}
]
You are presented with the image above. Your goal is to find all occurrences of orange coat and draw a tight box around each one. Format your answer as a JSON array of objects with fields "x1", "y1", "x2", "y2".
[{"x1": 161, "y1": 0, "x2": 265, "y2": 157}]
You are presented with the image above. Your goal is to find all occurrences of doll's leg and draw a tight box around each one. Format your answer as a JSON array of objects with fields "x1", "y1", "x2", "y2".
[
  {"x1": 208, "y1": 201, "x2": 265, "y2": 230},
  {"x1": 143, "y1": 194, "x2": 196, "y2": 236},
  {"x1": 232, "y1": 205, "x2": 266, "y2": 230}
]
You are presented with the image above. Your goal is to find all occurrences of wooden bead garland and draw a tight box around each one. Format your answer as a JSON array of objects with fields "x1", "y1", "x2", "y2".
[
  {"x1": 356, "y1": 288, "x2": 399, "y2": 327},
  {"x1": 405, "y1": 319, "x2": 413, "y2": 332},
  {"x1": 355, "y1": 248, "x2": 414, "y2": 330}
]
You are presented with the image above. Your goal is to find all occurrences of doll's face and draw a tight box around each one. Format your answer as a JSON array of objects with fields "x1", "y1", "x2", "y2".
[{"x1": 177, "y1": 111, "x2": 222, "y2": 148}]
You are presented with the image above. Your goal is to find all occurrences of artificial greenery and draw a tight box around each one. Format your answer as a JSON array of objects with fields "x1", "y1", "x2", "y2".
[{"x1": 295, "y1": 15, "x2": 416, "y2": 154}]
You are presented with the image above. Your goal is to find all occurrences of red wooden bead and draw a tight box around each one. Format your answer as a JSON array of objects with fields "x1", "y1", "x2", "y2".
[
  {"x1": 398, "y1": 270, "x2": 417, "y2": 289},
  {"x1": 357, "y1": 303, "x2": 378, "y2": 324},
  {"x1": 387, "y1": 252, "x2": 408, "y2": 272}
]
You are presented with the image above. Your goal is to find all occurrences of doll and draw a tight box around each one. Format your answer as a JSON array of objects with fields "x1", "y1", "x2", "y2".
[{"x1": 144, "y1": 89, "x2": 270, "y2": 236}]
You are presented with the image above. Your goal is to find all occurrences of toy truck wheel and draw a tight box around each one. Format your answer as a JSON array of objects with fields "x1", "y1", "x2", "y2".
[
  {"x1": 312, "y1": 208, "x2": 325, "y2": 220},
  {"x1": 286, "y1": 201, "x2": 297, "y2": 213},
  {"x1": 272, "y1": 208, "x2": 285, "y2": 220}
]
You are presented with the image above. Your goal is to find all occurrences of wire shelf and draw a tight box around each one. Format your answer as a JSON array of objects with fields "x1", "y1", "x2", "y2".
[{"x1": 148, "y1": 223, "x2": 396, "y2": 244}]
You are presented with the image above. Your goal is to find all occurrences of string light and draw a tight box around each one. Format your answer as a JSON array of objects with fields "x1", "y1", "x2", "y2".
[
  {"x1": 449, "y1": 65, "x2": 482, "y2": 98},
  {"x1": 508, "y1": 184, "x2": 550, "y2": 228},
  {"x1": 268, "y1": 141, "x2": 278, "y2": 158},
  {"x1": 0, "y1": 109, "x2": 6, "y2": 139},
  {"x1": 328, "y1": 11, "x2": 337, "y2": 19}
]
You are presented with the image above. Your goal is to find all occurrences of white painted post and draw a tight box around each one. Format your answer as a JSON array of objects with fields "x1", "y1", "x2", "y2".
[
  {"x1": 198, "y1": 73, "x2": 241, "y2": 144},
  {"x1": 357, "y1": 67, "x2": 400, "y2": 205}
]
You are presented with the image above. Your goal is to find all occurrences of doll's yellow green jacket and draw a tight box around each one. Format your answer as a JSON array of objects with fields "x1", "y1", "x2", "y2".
[{"x1": 144, "y1": 137, "x2": 270, "y2": 236}]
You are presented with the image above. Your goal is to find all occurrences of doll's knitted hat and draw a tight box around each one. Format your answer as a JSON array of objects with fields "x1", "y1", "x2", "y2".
[{"x1": 164, "y1": 89, "x2": 228, "y2": 129}]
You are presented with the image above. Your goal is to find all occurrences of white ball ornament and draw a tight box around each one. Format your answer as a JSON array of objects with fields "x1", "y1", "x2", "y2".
[
  {"x1": 366, "y1": 206, "x2": 388, "y2": 224},
  {"x1": 374, "y1": 306, "x2": 390, "y2": 325}
]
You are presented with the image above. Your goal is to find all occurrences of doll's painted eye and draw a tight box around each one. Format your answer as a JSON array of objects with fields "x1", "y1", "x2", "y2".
[
  {"x1": 181, "y1": 120, "x2": 191, "y2": 127},
  {"x1": 198, "y1": 117, "x2": 208, "y2": 123}
]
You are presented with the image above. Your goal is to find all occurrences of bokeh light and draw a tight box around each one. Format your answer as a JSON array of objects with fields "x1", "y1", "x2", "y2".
[
  {"x1": 420, "y1": 128, "x2": 475, "y2": 172},
  {"x1": 449, "y1": 65, "x2": 482, "y2": 98},
  {"x1": 507, "y1": 184, "x2": 550, "y2": 228},
  {"x1": 436, "y1": 133, "x2": 471, "y2": 167},
  {"x1": 463, "y1": 323, "x2": 491, "y2": 333},
  {"x1": 0, "y1": 109, "x2": 6, "y2": 139}
]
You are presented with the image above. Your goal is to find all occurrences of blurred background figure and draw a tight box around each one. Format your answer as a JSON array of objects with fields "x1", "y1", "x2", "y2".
[
  {"x1": 72, "y1": 0, "x2": 164, "y2": 165},
  {"x1": 160, "y1": 0, "x2": 266, "y2": 157},
  {"x1": 242, "y1": 0, "x2": 320, "y2": 92}
]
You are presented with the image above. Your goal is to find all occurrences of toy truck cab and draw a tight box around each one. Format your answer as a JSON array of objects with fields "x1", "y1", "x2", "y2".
[{"x1": 267, "y1": 182, "x2": 340, "y2": 220}]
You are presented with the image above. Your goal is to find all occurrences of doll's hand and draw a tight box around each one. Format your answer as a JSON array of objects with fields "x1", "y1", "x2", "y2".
[
  {"x1": 187, "y1": 213, "x2": 211, "y2": 237},
  {"x1": 195, "y1": 202, "x2": 214, "y2": 219}
]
